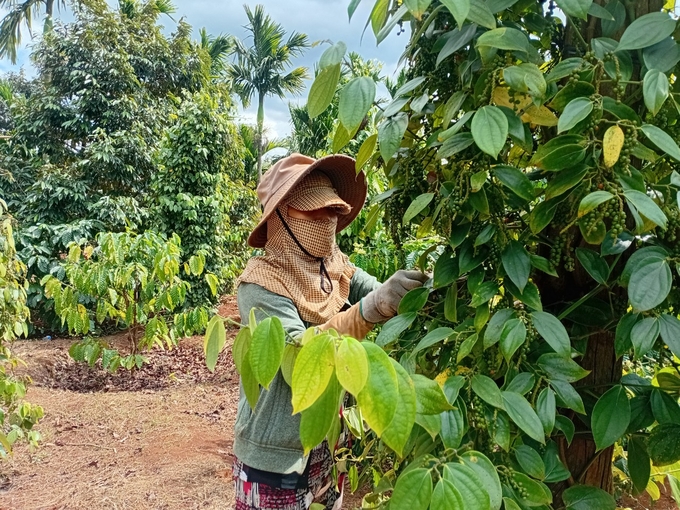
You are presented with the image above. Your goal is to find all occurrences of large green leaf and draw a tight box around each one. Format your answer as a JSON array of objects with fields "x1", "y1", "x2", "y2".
[
  {"x1": 630, "y1": 317, "x2": 660, "y2": 359},
  {"x1": 318, "y1": 41, "x2": 346, "y2": 68},
  {"x1": 376, "y1": 312, "x2": 417, "y2": 347},
  {"x1": 471, "y1": 106, "x2": 508, "y2": 158},
  {"x1": 466, "y1": 0, "x2": 496, "y2": 29},
  {"x1": 503, "y1": 63, "x2": 546, "y2": 97},
  {"x1": 403, "y1": 193, "x2": 434, "y2": 224},
  {"x1": 502, "y1": 240, "x2": 531, "y2": 293},
  {"x1": 659, "y1": 314, "x2": 680, "y2": 358},
  {"x1": 438, "y1": 132, "x2": 475, "y2": 159},
  {"x1": 531, "y1": 311, "x2": 571, "y2": 358},
  {"x1": 493, "y1": 165, "x2": 534, "y2": 201},
  {"x1": 357, "y1": 342, "x2": 399, "y2": 435},
  {"x1": 249, "y1": 316, "x2": 286, "y2": 389},
  {"x1": 537, "y1": 388, "x2": 556, "y2": 435},
  {"x1": 433, "y1": 252, "x2": 458, "y2": 288},
  {"x1": 545, "y1": 164, "x2": 588, "y2": 200},
  {"x1": 628, "y1": 257, "x2": 672, "y2": 312},
  {"x1": 460, "y1": 451, "x2": 502, "y2": 510},
  {"x1": 575, "y1": 248, "x2": 610, "y2": 285},
  {"x1": 381, "y1": 359, "x2": 417, "y2": 456},
  {"x1": 650, "y1": 389, "x2": 680, "y2": 424},
  {"x1": 439, "y1": 0, "x2": 469, "y2": 27},
  {"x1": 335, "y1": 337, "x2": 368, "y2": 395},
  {"x1": 643, "y1": 69, "x2": 669, "y2": 117},
  {"x1": 628, "y1": 436, "x2": 651, "y2": 495},
  {"x1": 555, "y1": 0, "x2": 592, "y2": 19},
  {"x1": 515, "y1": 444, "x2": 546, "y2": 480},
  {"x1": 647, "y1": 423, "x2": 680, "y2": 466},
  {"x1": 443, "y1": 463, "x2": 491, "y2": 510},
  {"x1": 430, "y1": 478, "x2": 464, "y2": 510},
  {"x1": 484, "y1": 309, "x2": 516, "y2": 348},
  {"x1": 299, "y1": 374, "x2": 341, "y2": 454},
  {"x1": 476, "y1": 27, "x2": 529, "y2": 52},
  {"x1": 339, "y1": 77, "x2": 376, "y2": 132},
  {"x1": 623, "y1": 189, "x2": 668, "y2": 229},
  {"x1": 562, "y1": 485, "x2": 616, "y2": 510},
  {"x1": 530, "y1": 199, "x2": 558, "y2": 233},
  {"x1": 441, "y1": 403, "x2": 466, "y2": 449},
  {"x1": 551, "y1": 380, "x2": 586, "y2": 414},
  {"x1": 204, "y1": 315, "x2": 226, "y2": 372},
  {"x1": 538, "y1": 353, "x2": 590, "y2": 382},
  {"x1": 291, "y1": 333, "x2": 336, "y2": 413},
  {"x1": 307, "y1": 63, "x2": 341, "y2": 119},
  {"x1": 398, "y1": 287, "x2": 430, "y2": 314},
  {"x1": 378, "y1": 112, "x2": 408, "y2": 162},
  {"x1": 617, "y1": 12, "x2": 678, "y2": 52},
  {"x1": 530, "y1": 134, "x2": 586, "y2": 171},
  {"x1": 435, "y1": 23, "x2": 477, "y2": 66},
  {"x1": 413, "y1": 327, "x2": 454, "y2": 354},
  {"x1": 390, "y1": 468, "x2": 433, "y2": 510},
  {"x1": 404, "y1": 0, "x2": 433, "y2": 19},
  {"x1": 500, "y1": 318, "x2": 527, "y2": 362},
  {"x1": 502, "y1": 391, "x2": 546, "y2": 443},
  {"x1": 641, "y1": 124, "x2": 680, "y2": 162},
  {"x1": 591, "y1": 385, "x2": 630, "y2": 450},
  {"x1": 557, "y1": 97, "x2": 593, "y2": 133},
  {"x1": 471, "y1": 374, "x2": 504, "y2": 409},
  {"x1": 578, "y1": 191, "x2": 614, "y2": 218},
  {"x1": 413, "y1": 373, "x2": 454, "y2": 414},
  {"x1": 643, "y1": 38, "x2": 680, "y2": 74}
]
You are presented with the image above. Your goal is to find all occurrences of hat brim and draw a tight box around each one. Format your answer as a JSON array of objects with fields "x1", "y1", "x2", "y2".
[{"x1": 248, "y1": 154, "x2": 366, "y2": 248}]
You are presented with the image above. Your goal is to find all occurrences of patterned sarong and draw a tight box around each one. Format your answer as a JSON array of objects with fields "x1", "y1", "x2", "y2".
[{"x1": 233, "y1": 442, "x2": 342, "y2": 510}]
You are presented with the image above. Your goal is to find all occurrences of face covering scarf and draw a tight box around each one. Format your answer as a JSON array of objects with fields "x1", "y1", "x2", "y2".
[{"x1": 237, "y1": 204, "x2": 356, "y2": 325}]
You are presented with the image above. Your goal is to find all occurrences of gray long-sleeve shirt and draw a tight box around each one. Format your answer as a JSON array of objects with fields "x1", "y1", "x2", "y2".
[{"x1": 233, "y1": 268, "x2": 380, "y2": 474}]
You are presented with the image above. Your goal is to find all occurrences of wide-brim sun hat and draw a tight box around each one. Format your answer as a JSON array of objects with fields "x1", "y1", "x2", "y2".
[{"x1": 248, "y1": 153, "x2": 367, "y2": 248}]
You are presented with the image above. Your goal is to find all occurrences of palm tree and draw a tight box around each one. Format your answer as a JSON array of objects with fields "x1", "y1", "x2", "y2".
[
  {"x1": 199, "y1": 27, "x2": 233, "y2": 77},
  {"x1": 0, "y1": 0, "x2": 66, "y2": 64},
  {"x1": 229, "y1": 4, "x2": 309, "y2": 182},
  {"x1": 238, "y1": 123, "x2": 286, "y2": 182}
]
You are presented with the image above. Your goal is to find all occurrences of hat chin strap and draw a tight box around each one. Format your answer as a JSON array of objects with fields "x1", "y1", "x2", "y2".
[{"x1": 275, "y1": 208, "x2": 334, "y2": 294}]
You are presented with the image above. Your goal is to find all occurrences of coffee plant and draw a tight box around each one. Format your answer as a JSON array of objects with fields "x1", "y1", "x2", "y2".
[
  {"x1": 209, "y1": 0, "x2": 680, "y2": 508},
  {"x1": 43, "y1": 231, "x2": 215, "y2": 372},
  {"x1": 0, "y1": 199, "x2": 43, "y2": 456}
]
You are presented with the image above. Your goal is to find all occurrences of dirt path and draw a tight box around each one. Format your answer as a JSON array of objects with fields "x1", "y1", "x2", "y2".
[
  {"x1": 0, "y1": 297, "x2": 364, "y2": 510},
  {"x1": 0, "y1": 299, "x2": 242, "y2": 510}
]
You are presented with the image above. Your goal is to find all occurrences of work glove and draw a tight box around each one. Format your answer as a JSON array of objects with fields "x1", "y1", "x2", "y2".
[{"x1": 361, "y1": 270, "x2": 429, "y2": 324}]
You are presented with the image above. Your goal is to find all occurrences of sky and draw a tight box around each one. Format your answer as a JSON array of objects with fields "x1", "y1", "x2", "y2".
[{"x1": 0, "y1": 0, "x2": 409, "y2": 139}]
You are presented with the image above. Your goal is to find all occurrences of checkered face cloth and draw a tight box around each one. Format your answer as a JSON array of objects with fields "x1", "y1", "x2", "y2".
[{"x1": 237, "y1": 192, "x2": 355, "y2": 325}]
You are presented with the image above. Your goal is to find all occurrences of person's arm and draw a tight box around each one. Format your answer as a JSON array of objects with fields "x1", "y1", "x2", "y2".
[
  {"x1": 348, "y1": 267, "x2": 381, "y2": 304},
  {"x1": 319, "y1": 269, "x2": 429, "y2": 338},
  {"x1": 237, "y1": 282, "x2": 307, "y2": 341}
]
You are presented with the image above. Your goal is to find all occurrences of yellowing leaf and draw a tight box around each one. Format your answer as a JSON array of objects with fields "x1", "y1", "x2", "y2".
[
  {"x1": 522, "y1": 105, "x2": 558, "y2": 126},
  {"x1": 603, "y1": 125, "x2": 625, "y2": 167},
  {"x1": 492, "y1": 86, "x2": 531, "y2": 110}
]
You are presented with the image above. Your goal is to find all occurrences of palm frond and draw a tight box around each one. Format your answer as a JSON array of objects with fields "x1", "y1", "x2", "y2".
[{"x1": 0, "y1": 0, "x2": 42, "y2": 64}]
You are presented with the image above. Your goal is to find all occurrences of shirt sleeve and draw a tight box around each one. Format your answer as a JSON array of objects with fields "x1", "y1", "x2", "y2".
[
  {"x1": 237, "y1": 282, "x2": 307, "y2": 341},
  {"x1": 348, "y1": 267, "x2": 382, "y2": 305}
]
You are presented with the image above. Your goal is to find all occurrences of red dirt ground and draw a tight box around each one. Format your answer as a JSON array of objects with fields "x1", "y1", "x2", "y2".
[{"x1": 0, "y1": 296, "x2": 674, "y2": 509}]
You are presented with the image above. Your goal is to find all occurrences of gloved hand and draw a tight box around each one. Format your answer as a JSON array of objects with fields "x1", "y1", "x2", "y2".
[{"x1": 361, "y1": 270, "x2": 429, "y2": 324}]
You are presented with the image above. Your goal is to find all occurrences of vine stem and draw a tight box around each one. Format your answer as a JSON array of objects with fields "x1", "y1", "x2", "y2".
[
  {"x1": 557, "y1": 285, "x2": 604, "y2": 321},
  {"x1": 565, "y1": 14, "x2": 589, "y2": 50}
]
